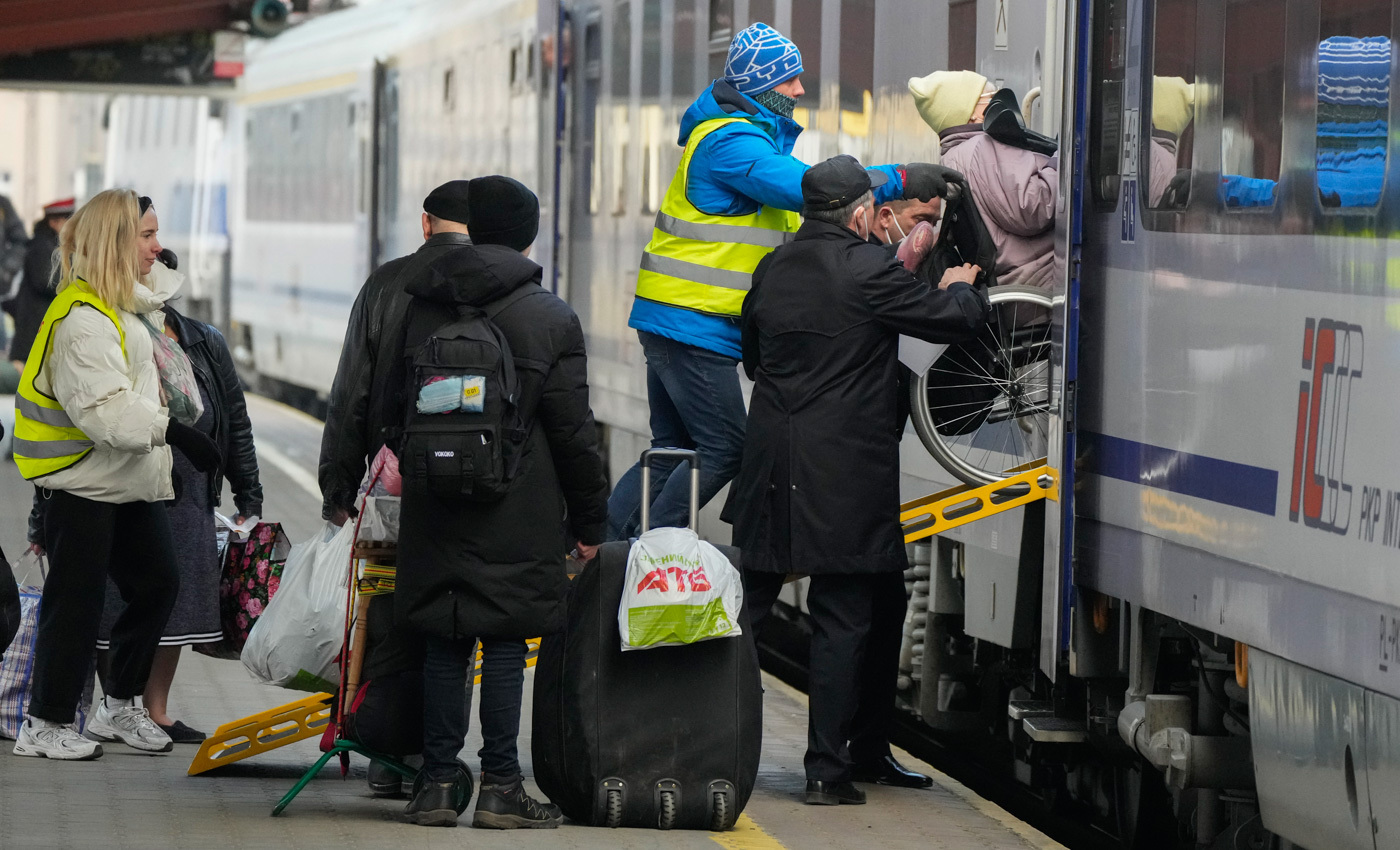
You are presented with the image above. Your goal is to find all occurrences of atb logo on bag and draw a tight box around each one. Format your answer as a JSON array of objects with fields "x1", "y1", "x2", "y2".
[{"x1": 636, "y1": 552, "x2": 713, "y2": 594}]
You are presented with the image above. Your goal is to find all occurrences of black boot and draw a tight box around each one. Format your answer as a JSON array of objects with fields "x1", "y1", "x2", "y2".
[
  {"x1": 472, "y1": 773, "x2": 564, "y2": 829},
  {"x1": 804, "y1": 780, "x2": 867, "y2": 805},
  {"x1": 402, "y1": 764, "x2": 471, "y2": 827},
  {"x1": 368, "y1": 760, "x2": 407, "y2": 798}
]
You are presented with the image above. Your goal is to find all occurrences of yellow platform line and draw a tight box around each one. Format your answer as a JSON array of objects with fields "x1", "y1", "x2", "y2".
[{"x1": 712, "y1": 813, "x2": 788, "y2": 849}]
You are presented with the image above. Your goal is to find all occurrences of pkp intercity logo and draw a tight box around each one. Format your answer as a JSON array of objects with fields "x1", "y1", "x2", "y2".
[{"x1": 1288, "y1": 317, "x2": 1363, "y2": 534}]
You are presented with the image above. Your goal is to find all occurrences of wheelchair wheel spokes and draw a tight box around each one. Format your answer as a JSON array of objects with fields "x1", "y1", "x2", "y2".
[{"x1": 911, "y1": 285, "x2": 1058, "y2": 488}]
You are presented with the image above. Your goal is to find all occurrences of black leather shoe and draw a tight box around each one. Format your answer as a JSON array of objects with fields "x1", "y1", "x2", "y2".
[
  {"x1": 804, "y1": 780, "x2": 867, "y2": 805},
  {"x1": 472, "y1": 773, "x2": 563, "y2": 829},
  {"x1": 368, "y1": 760, "x2": 407, "y2": 798},
  {"x1": 850, "y1": 755, "x2": 934, "y2": 788}
]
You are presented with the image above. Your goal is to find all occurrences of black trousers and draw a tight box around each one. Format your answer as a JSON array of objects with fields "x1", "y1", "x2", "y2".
[
  {"x1": 744, "y1": 569, "x2": 908, "y2": 782},
  {"x1": 30, "y1": 490, "x2": 179, "y2": 723},
  {"x1": 0, "y1": 543, "x2": 18, "y2": 657}
]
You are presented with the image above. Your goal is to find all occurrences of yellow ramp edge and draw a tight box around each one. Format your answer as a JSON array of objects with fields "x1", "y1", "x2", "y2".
[{"x1": 901, "y1": 460, "x2": 1057, "y2": 543}]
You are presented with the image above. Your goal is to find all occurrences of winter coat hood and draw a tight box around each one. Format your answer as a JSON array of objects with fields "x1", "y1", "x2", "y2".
[
  {"x1": 679, "y1": 79, "x2": 802, "y2": 150},
  {"x1": 409, "y1": 244, "x2": 543, "y2": 308}
]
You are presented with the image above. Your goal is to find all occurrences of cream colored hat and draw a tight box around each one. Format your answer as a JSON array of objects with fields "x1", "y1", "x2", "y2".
[
  {"x1": 909, "y1": 70, "x2": 990, "y2": 134},
  {"x1": 1152, "y1": 76, "x2": 1195, "y2": 137}
]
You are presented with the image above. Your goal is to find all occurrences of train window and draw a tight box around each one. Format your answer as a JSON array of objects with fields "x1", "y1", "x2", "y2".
[
  {"x1": 673, "y1": 0, "x2": 698, "y2": 96},
  {"x1": 510, "y1": 47, "x2": 519, "y2": 87},
  {"x1": 708, "y1": 0, "x2": 734, "y2": 80},
  {"x1": 1088, "y1": 0, "x2": 1126, "y2": 204},
  {"x1": 612, "y1": 1, "x2": 632, "y2": 99},
  {"x1": 1317, "y1": 0, "x2": 1392, "y2": 210},
  {"x1": 642, "y1": 0, "x2": 661, "y2": 99},
  {"x1": 1220, "y1": 0, "x2": 1284, "y2": 209},
  {"x1": 948, "y1": 0, "x2": 976, "y2": 73},
  {"x1": 749, "y1": 0, "x2": 774, "y2": 28},
  {"x1": 789, "y1": 0, "x2": 822, "y2": 104},
  {"x1": 443, "y1": 67, "x2": 456, "y2": 112},
  {"x1": 839, "y1": 0, "x2": 874, "y2": 118},
  {"x1": 1145, "y1": 0, "x2": 1197, "y2": 210}
]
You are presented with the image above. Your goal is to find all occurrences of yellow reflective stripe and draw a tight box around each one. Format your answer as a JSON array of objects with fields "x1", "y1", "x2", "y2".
[
  {"x1": 635, "y1": 272, "x2": 748, "y2": 317},
  {"x1": 654, "y1": 212, "x2": 794, "y2": 248},
  {"x1": 14, "y1": 437, "x2": 94, "y2": 458},
  {"x1": 16, "y1": 395, "x2": 75, "y2": 428},
  {"x1": 639, "y1": 252, "x2": 754, "y2": 291}
]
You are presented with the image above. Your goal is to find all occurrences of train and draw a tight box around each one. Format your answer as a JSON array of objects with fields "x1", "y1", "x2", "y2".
[{"x1": 102, "y1": 0, "x2": 1400, "y2": 846}]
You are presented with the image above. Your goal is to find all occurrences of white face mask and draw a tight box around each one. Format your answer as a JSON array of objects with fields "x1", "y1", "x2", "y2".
[{"x1": 881, "y1": 213, "x2": 908, "y2": 245}]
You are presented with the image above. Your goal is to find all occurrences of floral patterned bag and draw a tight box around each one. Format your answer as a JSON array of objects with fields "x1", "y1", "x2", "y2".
[{"x1": 194, "y1": 522, "x2": 291, "y2": 660}]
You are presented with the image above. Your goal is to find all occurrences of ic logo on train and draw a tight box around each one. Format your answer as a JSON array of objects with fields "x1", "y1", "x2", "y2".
[
  {"x1": 1287, "y1": 317, "x2": 1399, "y2": 548},
  {"x1": 1289, "y1": 318, "x2": 1361, "y2": 534}
]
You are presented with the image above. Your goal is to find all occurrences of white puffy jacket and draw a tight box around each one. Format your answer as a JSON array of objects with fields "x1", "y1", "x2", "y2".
[{"x1": 34, "y1": 264, "x2": 185, "y2": 503}]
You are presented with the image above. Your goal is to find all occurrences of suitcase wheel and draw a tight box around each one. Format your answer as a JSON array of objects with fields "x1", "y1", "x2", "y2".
[
  {"x1": 708, "y1": 780, "x2": 737, "y2": 831},
  {"x1": 658, "y1": 788, "x2": 677, "y2": 830},
  {"x1": 605, "y1": 788, "x2": 624, "y2": 828}
]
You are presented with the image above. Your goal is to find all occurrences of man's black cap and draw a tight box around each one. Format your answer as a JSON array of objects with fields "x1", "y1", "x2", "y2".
[
  {"x1": 424, "y1": 180, "x2": 472, "y2": 224},
  {"x1": 467, "y1": 175, "x2": 540, "y2": 252},
  {"x1": 801, "y1": 154, "x2": 888, "y2": 211}
]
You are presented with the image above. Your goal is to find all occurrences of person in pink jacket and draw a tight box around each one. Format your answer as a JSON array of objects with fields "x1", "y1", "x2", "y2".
[{"x1": 909, "y1": 70, "x2": 1058, "y2": 290}]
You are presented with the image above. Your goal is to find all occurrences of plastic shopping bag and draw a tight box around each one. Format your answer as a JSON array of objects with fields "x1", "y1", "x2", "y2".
[
  {"x1": 143, "y1": 317, "x2": 205, "y2": 426},
  {"x1": 0, "y1": 552, "x2": 94, "y2": 738},
  {"x1": 241, "y1": 521, "x2": 355, "y2": 692},
  {"x1": 618, "y1": 526, "x2": 743, "y2": 650}
]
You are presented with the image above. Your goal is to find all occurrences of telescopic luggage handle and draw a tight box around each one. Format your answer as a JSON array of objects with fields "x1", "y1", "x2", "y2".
[{"x1": 639, "y1": 448, "x2": 700, "y2": 534}]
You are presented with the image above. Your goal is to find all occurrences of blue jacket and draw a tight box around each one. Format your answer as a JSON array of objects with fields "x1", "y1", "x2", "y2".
[{"x1": 629, "y1": 80, "x2": 905, "y2": 358}]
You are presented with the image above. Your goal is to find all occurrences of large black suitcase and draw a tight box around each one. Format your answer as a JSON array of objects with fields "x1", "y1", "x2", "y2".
[{"x1": 532, "y1": 449, "x2": 763, "y2": 830}]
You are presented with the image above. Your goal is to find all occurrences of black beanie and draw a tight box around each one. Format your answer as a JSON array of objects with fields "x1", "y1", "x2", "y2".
[
  {"x1": 466, "y1": 176, "x2": 539, "y2": 252},
  {"x1": 424, "y1": 180, "x2": 472, "y2": 224}
]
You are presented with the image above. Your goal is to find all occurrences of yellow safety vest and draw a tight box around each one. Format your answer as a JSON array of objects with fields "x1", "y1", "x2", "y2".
[
  {"x1": 635, "y1": 117, "x2": 802, "y2": 317},
  {"x1": 13, "y1": 281, "x2": 127, "y2": 480}
]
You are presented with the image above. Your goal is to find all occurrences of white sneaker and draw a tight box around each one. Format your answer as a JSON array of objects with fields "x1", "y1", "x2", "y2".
[
  {"x1": 86, "y1": 700, "x2": 173, "y2": 753},
  {"x1": 13, "y1": 718, "x2": 104, "y2": 760}
]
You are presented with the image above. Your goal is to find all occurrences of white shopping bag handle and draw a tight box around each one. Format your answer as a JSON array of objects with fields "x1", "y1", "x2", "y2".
[{"x1": 639, "y1": 448, "x2": 700, "y2": 534}]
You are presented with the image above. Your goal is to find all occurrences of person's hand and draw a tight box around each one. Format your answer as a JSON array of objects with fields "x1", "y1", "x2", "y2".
[
  {"x1": 11, "y1": 360, "x2": 24, "y2": 373},
  {"x1": 575, "y1": 542, "x2": 599, "y2": 562},
  {"x1": 329, "y1": 507, "x2": 350, "y2": 528},
  {"x1": 26, "y1": 543, "x2": 44, "y2": 558},
  {"x1": 165, "y1": 420, "x2": 221, "y2": 473},
  {"x1": 939, "y1": 263, "x2": 980, "y2": 290},
  {"x1": 902, "y1": 163, "x2": 964, "y2": 202}
]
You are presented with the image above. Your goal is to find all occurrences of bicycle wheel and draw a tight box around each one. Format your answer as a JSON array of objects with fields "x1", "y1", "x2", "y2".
[{"x1": 910, "y1": 284, "x2": 1058, "y2": 487}]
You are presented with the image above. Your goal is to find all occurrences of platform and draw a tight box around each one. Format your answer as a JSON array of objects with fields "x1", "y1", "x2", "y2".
[{"x1": 0, "y1": 394, "x2": 1059, "y2": 849}]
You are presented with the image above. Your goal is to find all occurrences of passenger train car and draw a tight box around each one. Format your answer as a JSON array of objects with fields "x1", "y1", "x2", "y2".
[{"x1": 224, "y1": 0, "x2": 1399, "y2": 847}]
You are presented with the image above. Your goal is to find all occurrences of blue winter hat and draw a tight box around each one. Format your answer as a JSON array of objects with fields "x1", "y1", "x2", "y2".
[{"x1": 724, "y1": 23, "x2": 804, "y2": 95}]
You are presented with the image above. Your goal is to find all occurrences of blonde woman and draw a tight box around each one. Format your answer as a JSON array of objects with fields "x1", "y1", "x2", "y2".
[{"x1": 11, "y1": 189, "x2": 220, "y2": 761}]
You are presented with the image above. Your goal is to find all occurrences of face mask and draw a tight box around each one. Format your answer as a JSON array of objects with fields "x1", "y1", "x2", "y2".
[{"x1": 881, "y1": 214, "x2": 908, "y2": 245}]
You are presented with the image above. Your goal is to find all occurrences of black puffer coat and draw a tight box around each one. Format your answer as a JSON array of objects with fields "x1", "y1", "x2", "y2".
[
  {"x1": 9, "y1": 220, "x2": 57, "y2": 363},
  {"x1": 722, "y1": 219, "x2": 990, "y2": 575},
  {"x1": 394, "y1": 245, "x2": 609, "y2": 640},
  {"x1": 319, "y1": 232, "x2": 474, "y2": 519}
]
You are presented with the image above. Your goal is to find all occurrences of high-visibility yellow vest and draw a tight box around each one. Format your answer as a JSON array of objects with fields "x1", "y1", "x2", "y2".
[
  {"x1": 635, "y1": 117, "x2": 802, "y2": 317},
  {"x1": 14, "y1": 281, "x2": 127, "y2": 480}
]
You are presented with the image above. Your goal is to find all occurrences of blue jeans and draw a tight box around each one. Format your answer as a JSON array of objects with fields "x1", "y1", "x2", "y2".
[
  {"x1": 605, "y1": 331, "x2": 748, "y2": 541},
  {"x1": 422, "y1": 636, "x2": 528, "y2": 781}
]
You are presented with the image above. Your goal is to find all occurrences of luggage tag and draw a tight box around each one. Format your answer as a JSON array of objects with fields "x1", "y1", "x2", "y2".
[
  {"x1": 460, "y1": 376, "x2": 486, "y2": 413},
  {"x1": 417, "y1": 376, "x2": 464, "y2": 414}
]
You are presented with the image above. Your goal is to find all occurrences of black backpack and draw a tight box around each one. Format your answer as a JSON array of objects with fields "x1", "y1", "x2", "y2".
[{"x1": 398, "y1": 284, "x2": 540, "y2": 501}]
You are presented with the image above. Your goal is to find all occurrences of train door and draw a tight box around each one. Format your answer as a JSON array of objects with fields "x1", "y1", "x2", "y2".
[
  {"x1": 369, "y1": 61, "x2": 400, "y2": 271},
  {"x1": 1039, "y1": 0, "x2": 1087, "y2": 679}
]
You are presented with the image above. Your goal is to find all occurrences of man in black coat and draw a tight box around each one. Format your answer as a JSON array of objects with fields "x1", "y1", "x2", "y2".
[
  {"x1": 393, "y1": 177, "x2": 609, "y2": 828},
  {"x1": 9, "y1": 198, "x2": 72, "y2": 368},
  {"x1": 724, "y1": 155, "x2": 989, "y2": 805},
  {"x1": 319, "y1": 181, "x2": 477, "y2": 524}
]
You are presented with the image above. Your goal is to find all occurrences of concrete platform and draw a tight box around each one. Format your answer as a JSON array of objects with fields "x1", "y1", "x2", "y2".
[{"x1": 0, "y1": 394, "x2": 1059, "y2": 850}]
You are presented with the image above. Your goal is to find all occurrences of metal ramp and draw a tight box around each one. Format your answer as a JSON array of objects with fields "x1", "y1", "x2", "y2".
[{"x1": 900, "y1": 458, "x2": 1058, "y2": 543}]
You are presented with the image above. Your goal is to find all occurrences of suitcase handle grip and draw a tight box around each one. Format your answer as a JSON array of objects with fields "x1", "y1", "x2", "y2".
[{"x1": 639, "y1": 448, "x2": 700, "y2": 534}]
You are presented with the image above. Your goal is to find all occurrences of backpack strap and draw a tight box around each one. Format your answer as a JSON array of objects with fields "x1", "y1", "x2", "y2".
[{"x1": 479, "y1": 283, "x2": 545, "y2": 405}]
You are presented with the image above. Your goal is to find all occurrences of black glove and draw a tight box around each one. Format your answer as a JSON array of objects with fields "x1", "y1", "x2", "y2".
[
  {"x1": 166, "y1": 420, "x2": 221, "y2": 473},
  {"x1": 157, "y1": 248, "x2": 178, "y2": 271},
  {"x1": 901, "y1": 162, "x2": 965, "y2": 202}
]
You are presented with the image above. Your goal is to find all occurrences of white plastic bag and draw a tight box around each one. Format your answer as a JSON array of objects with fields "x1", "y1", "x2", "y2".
[
  {"x1": 618, "y1": 526, "x2": 743, "y2": 650},
  {"x1": 241, "y1": 521, "x2": 355, "y2": 691},
  {"x1": 359, "y1": 496, "x2": 400, "y2": 543}
]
